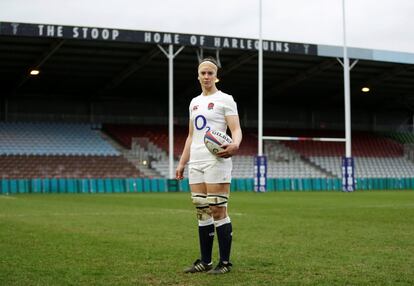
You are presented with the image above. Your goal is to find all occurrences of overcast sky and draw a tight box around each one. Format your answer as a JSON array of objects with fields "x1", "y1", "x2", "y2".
[{"x1": 1, "y1": 0, "x2": 413, "y2": 53}]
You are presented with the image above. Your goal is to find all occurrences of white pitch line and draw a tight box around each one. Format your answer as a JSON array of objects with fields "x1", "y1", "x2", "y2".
[
  {"x1": 0, "y1": 195, "x2": 16, "y2": 199},
  {"x1": 0, "y1": 209, "x2": 245, "y2": 217}
]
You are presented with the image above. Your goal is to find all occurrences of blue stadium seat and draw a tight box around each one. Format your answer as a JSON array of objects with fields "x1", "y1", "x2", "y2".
[{"x1": 0, "y1": 122, "x2": 119, "y2": 156}]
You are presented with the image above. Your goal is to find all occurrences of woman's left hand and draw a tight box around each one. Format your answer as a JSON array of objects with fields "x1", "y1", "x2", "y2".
[{"x1": 216, "y1": 143, "x2": 239, "y2": 158}]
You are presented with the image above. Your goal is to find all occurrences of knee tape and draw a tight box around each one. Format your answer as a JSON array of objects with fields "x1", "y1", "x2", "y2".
[
  {"x1": 207, "y1": 194, "x2": 229, "y2": 207},
  {"x1": 196, "y1": 207, "x2": 212, "y2": 221},
  {"x1": 192, "y1": 193, "x2": 212, "y2": 220},
  {"x1": 191, "y1": 193, "x2": 209, "y2": 208}
]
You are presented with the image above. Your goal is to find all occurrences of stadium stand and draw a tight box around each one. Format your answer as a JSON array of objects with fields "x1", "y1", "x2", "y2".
[
  {"x1": 103, "y1": 124, "x2": 333, "y2": 178},
  {"x1": 273, "y1": 130, "x2": 414, "y2": 178},
  {"x1": 0, "y1": 122, "x2": 118, "y2": 156},
  {"x1": 0, "y1": 155, "x2": 141, "y2": 179},
  {"x1": 0, "y1": 122, "x2": 143, "y2": 178},
  {"x1": 101, "y1": 124, "x2": 414, "y2": 179},
  {"x1": 4, "y1": 122, "x2": 412, "y2": 180}
]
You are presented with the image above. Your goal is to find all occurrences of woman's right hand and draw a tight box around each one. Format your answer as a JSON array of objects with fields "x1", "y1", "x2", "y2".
[{"x1": 175, "y1": 164, "x2": 185, "y2": 180}]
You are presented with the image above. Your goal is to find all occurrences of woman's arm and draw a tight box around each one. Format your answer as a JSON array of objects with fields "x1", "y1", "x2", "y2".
[
  {"x1": 217, "y1": 115, "x2": 242, "y2": 158},
  {"x1": 176, "y1": 120, "x2": 193, "y2": 180}
]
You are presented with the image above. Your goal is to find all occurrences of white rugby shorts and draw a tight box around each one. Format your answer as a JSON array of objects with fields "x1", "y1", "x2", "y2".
[{"x1": 188, "y1": 159, "x2": 232, "y2": 184}]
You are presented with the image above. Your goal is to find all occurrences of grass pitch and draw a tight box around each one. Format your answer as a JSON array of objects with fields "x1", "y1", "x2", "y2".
[{"x1": 0, "y1": 191, "x2": 413, "y2": 286}]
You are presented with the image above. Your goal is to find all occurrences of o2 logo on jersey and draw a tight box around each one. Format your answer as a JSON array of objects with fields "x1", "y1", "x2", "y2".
[{"x1": 194, "y1": 115, "x2": 210, "y2": 132}]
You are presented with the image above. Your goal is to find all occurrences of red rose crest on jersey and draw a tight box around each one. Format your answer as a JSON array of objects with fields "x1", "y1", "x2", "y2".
[{"x1": 208, "y1": 102, "x2": 214, "y2": 110}]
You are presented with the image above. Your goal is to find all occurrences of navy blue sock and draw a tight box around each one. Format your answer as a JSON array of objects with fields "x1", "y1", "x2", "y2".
[
  {"x1": 198, "y1": 221, "x2": 214, "y2": 264},
  {"x1": 216, "y1": 219, "x2": 233, "y2": 263}
]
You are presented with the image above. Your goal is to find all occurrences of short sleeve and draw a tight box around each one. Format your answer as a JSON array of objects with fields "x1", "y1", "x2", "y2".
[
  {"x1": 224, "y1": 95, "x2": 238, "y2": 116},
  {"x1": 189, "y1": 98, "x2": 195, "y2": 117}
]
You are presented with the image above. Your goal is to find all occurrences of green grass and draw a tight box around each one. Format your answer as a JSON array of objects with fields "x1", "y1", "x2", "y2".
[{"x1": 1, "y1": 191, "x2": 413, "y2": 286}]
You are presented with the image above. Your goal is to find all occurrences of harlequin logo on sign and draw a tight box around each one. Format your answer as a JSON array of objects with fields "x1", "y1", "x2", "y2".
[{"x1": 208, "y1": 103, "x2": 214, "y2": 110}]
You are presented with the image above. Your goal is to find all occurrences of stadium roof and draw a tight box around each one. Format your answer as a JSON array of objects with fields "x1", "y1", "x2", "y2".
[{"x1": 1, "y1": 21, "x2": 414, "y2": 114}]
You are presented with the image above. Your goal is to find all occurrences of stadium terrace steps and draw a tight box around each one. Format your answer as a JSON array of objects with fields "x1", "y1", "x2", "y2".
[
  {"x1": 151, "y1": 160, "x2": 189, "y2": 178},
  {"x1": 299, "y1": 156, "x2": 337, "y2": 178},
  {"x1": 121, "y1": 147, "x2": 163, "y2": 178},
  {"x1": 100, "y1": 131, "x2": 162, "y2": 178},
  {"x1": 103, "y1": 124, "x2": 258, "y2": 157},
  {"x1": 263, "y1": 141, "x2": 330, "y2": 178}
]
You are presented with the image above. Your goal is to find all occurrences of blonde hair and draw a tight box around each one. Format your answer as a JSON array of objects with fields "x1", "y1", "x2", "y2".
[
  {"x1": 198, "y1": 57, "x2": 219, "y2": 75},
  {"x1": 199, "y1": 57, "x2": 219, "y2": 68}
]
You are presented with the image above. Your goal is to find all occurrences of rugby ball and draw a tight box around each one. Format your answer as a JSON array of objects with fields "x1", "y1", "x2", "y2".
[{"x1": 204, "y1": 130, "x2": 233, "y2": 156}]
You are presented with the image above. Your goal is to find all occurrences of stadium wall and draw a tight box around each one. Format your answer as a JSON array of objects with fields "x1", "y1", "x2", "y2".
[{"x1": 1, "y1": 177, "x2": 414, "y2": 194}]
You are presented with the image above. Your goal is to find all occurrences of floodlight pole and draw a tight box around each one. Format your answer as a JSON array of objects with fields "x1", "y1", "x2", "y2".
[{"x1": 158, "y1": 44, "x2": 184, "y2": 180}]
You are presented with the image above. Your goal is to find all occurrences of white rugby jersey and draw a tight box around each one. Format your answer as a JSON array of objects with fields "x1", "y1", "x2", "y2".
[{"x1": 188, "y1": 90, "x2": 238, "y2": 163}]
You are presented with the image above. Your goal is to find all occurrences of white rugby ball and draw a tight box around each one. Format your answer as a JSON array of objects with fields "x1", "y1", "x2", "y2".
[{"x1": 204, "y1": 130, "x2": 233, "y2": 156}]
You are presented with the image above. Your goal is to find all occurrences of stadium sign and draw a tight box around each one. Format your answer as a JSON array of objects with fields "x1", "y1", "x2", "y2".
[{"x1": 0, "y1": 22, "x2": 317, "y2": 55}]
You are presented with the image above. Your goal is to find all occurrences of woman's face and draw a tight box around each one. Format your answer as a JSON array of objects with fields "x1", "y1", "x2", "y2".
[{"x1": 198, "y1": 62, "x2": 217, "y2": 89}]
